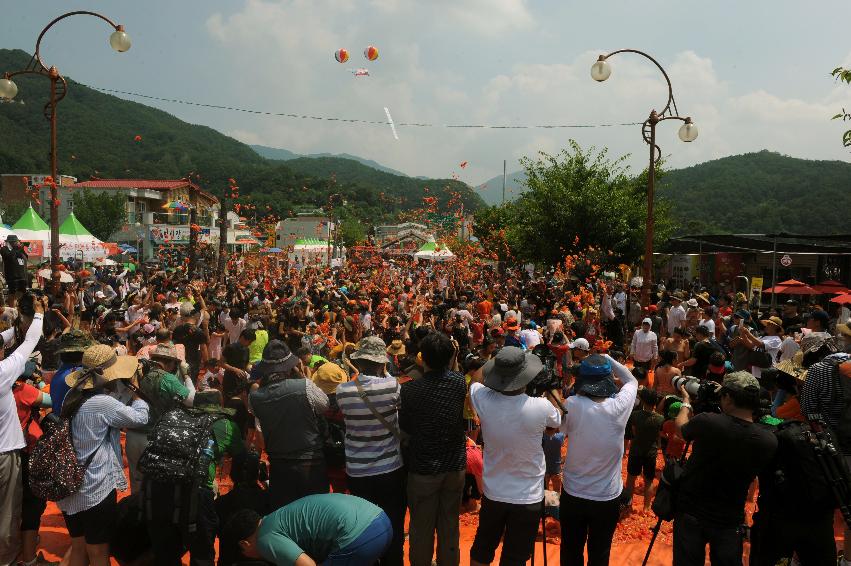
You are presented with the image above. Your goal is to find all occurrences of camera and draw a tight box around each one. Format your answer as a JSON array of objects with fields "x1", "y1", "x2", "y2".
[
  {"x1": 671, "y1": 375, "x2": 722, "y2": 413},
  {"x1": 526, "y1": 344, "x2": 563, "y2": 398}
]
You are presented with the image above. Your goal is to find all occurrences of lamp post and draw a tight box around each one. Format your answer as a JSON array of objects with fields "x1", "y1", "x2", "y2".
[
  {"x1": 591, "y1": 50, "x2": 697, "y2": 306},
  {"x1": 0, "y1": 11, "x2": 130, "y2": 274}
]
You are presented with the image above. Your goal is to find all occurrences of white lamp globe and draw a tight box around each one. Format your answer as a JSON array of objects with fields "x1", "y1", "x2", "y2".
[
  {"x1": 109, "y1": 29, "x2": 132, "y2": 52},
  {"x1": 0, "y1": 78, "x2": 18, "y2": 99},
  {"x1": 678, "y1": 121, "x2": 698, "y2": 142},
  {"x1": 590, "y1": 59, "x2": 612, "y2": 82}
]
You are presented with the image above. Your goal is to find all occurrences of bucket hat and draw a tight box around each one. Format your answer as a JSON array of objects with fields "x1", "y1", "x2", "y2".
[{"x1": 482, "y1": 346, "x2": 543, "y2": 393}]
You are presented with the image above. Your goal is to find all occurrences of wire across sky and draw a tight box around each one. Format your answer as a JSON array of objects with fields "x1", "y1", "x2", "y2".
[{"x1": 85, "y1": 84, "x2": 642, "y2": 131}]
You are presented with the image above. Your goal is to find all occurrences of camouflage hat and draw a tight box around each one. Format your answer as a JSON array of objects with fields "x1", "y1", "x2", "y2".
[
  {"x1": 56, "y1": 330, "x2": 95, "y2": 353},
  {"x1": 722, "y1": 370, "x2": 760, "y2": 392},
  {"x1": 350, "y1": 336, "x2": 388, "y2": 364}
]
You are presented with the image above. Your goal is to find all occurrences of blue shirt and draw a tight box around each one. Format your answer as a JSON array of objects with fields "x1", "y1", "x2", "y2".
[
  {"x1": 542, "y1": 432, "x2": 565, "y2": 468},
  {"x1": 50, "y1": 363, "x2": 81, "y2": 414}
]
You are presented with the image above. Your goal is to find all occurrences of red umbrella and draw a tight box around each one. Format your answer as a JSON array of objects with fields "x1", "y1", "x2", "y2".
[
  {"x1": 813, "y1": 280, "x2": 850, "y2": 294},
  {"x1": 831, "y1": 293, "x2": 851, "y2": 305},
  {"x1": 763, "y1": 279, "x2": 819, "y2": 295}
]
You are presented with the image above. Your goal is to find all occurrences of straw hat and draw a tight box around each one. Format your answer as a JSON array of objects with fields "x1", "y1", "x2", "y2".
[
  {"x1": 759, "y1": 316, "x2": 783, "y2": 330},
  {"x1": 65, "y1": 344, "x2": 140, "y2": 390},
  {"x1": 386, "y1": 339, "x2": 406, "y2": 356},
  {"x1": 776, "y1": 351, "x2": 808, "y2": 382}
]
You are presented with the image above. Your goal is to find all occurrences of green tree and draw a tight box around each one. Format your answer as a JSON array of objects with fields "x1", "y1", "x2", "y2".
[
  {"x1": 338, "y1": 217, "x2": 367, "y2": 247},
  {"x1": 832, "y1": 66, "x2": 851, "y2": 147},
  {"x1": 72, "y1": 188, "x2": 127, "y2": 241},
  {"x1": 475, "y1": 141, "x2": 676, "y2": 266},
  {"x1": 0, "y1": 199, "x2": 30, "y2": 226}
]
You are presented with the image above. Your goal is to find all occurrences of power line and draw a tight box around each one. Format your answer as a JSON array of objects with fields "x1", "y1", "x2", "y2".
[{"x1": 84, "y1": 84, "x2": 643, "y2": 131}]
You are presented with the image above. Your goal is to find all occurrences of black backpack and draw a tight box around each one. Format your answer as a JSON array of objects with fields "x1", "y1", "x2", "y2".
[
  {"x1": 766, "y1": 420, "x2": 839, "y2": 516},
  {"x1": 138, "y1": 406, "x2": 227, "y2": 485}
]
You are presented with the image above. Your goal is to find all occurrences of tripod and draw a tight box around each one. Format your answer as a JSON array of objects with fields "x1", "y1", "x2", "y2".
[{"x1": 641, "y1": 441, "x2": 692, "y2": 566}]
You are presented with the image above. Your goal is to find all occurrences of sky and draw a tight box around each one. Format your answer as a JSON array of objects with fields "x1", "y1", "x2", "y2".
[{"x1": 4, "y1": 0, "x2": 851, "y2": 185}]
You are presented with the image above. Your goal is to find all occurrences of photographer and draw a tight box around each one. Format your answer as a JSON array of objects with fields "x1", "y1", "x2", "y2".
[
  {"x1": 560, "y1": 353, "x2": 637, "y2": 566},
  {"x1": 0, "y1": 293, "x2": 44, "y2": 565},
  {"x1": 468, "y1": 346, "x2": 561, "y2": 566},
  {"x1": 672, "y1": 371, "x2": 777, "y2": 565},
  {"x1": 0, "y1": 234, "x2": 28, "y2": 307}
]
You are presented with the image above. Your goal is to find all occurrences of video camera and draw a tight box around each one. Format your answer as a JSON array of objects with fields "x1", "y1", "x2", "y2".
[
  {"x1": 671, "y1": 375, "x2": 722, "y2": 414},
  {"x1": 526, "y1": 345, "x2": 567, "y2": 414}
]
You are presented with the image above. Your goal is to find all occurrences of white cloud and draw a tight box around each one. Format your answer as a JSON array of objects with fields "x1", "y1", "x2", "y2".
[{"x1": 200, "y1": 2, "x2": 851, "y2": 184}]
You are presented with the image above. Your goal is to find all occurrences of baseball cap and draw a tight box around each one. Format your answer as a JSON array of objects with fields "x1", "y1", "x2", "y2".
[
  {"x1": 571, "y1": 338, "x2": 590, "y2": 351},
  {"x1": 733, "y1": 309, "x2": 751, "y2": 321},
  {"x1": 810, "y1": 310, "x2": 830, "y2": 326}
]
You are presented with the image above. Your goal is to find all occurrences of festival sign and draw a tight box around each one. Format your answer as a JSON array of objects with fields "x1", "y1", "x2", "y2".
[{"x1": 149, "y1": 224, "x2": 214, "y2": 244}]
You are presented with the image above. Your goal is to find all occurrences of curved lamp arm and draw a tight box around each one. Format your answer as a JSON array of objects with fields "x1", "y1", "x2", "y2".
[
  {"x1": 597, "y1": 49, "x2": 677, "y2": 118},
  {"x1": 33, "y1": 11, "x2": 123, "y2": 72}
]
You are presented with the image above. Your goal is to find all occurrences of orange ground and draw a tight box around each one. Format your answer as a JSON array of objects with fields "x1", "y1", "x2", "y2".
[{"x1": 31, "y1": 453, "x2": 717, "y2": 565}]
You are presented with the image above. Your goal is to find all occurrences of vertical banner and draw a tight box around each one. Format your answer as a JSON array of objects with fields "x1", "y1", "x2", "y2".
[{"x1": 751, "y1": 276, "x2": 764, "y2": 312}]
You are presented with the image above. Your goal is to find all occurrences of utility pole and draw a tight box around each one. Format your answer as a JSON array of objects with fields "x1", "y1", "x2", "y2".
[{"x1": 502, "y1": 159, "x2": 506, "y2": 204}]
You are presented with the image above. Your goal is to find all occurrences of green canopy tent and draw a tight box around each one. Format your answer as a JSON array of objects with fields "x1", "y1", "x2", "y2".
[{"x1": 10, "y1": 205, "x2": 49, "y2": 242}]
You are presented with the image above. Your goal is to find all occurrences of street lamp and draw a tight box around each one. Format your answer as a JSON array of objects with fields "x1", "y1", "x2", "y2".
[
  {"x1": 591, "y1": 50, "x2": 697, "y2": 306},
  {"x1": 0, "y1": 11, "x2": 130, "y2": 273}
]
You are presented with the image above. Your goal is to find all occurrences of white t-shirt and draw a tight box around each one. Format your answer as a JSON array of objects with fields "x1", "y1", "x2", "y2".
[
  {"x1": 752, "y1": 335, "x2": 783, "y2": 378},
  {"x1": 470, "y1": 382, "x2": 560, "y2": 504},
  {"x1": 520, "y1": 329, "x2": 542, "y2": 350},
  {"x1": 779, "y1": 336, "x2": 800, "y2": 361},
  {"x1": 219, "y1": 312, "x2": 247, "y2": 345},
  {"x1": 699, "y1": 318, "x2": 716, "y2": 336},
  {"x1": 667, "y1": 305, "x2": 686, "y2": 333},
  {"x1": 561, "y1": 356, "x2": 637, "y2": 501}
]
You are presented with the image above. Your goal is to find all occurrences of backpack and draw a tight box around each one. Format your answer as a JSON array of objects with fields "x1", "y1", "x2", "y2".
[
  {"x1": 765, "y1": 421, "x2": 840, "y2": 516},
  {"x1": 28, "y1": 412, "x2": 96, "y2": 501},
  {"x1": 137, "y1": 406, "x2": 227, "y2": 485}
]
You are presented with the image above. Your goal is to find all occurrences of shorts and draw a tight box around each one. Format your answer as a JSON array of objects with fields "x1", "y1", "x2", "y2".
[
  {"x1": 63, "y1": 490, "x2": 117, "y2": 544},
  {"x1": 627, "y1": 452, "x2": 657, "y2": 481},
  {"x1": 470, "y1": 496, "x2": 543, "y2": 564},
  {"x1": 20, "y1": 452, "x2": 47, "y2": 531}
]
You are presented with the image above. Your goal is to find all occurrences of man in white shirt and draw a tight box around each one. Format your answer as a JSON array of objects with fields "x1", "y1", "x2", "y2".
[
  {"x1": 219, "y1": 307, "x2": 247, "y2": 346},
  {"x1": 630, "y1": 318, "x2": 659, "y2": 372},
  {"x1": 560, "y1": 354, "x2": 638, "y2": 566},
  {"x1": 469, "y1": 347, "x2": 560, "y2": 566},
  {"x1": 0, "y1": 297, "x2": 45, "y2": 565},
  {"x1": 666, "y1": 294, "x2": 687, "y2": 336},
  {"x1": 519, "y1": 322, "x2": 542, "y2": 350}
]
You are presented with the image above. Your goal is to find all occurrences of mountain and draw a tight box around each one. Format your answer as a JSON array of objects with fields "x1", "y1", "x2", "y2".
[
  {"x1": 477, "y1": 151, "x2": 851, "y2": 235},
  {"x1": 249, "y1": 145, "x2": 301, "y2": 162},
  {"x1": 0, "y1": 48, "x2": 484, "y2": 222},
  {"x1": 658, "y1": 150, "x2": 851, "y2": 234},
  {"x1": 250, "y1": 144, "x2": 408, "y2": 177},
  {"x1": 477, "y1": 170, "x2": 528, "y2": 205}
]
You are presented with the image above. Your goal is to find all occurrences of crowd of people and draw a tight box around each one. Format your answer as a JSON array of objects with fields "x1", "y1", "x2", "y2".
[{"x1": 2, "y1": 230, "x2": 851, "y2": 566}]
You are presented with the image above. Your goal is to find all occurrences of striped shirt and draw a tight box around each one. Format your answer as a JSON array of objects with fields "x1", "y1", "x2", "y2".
[
  {"x1": 801, "y1": 353, "x2": 851, "y2": 444},
  {"x1": 335, "y1": 375, "x2": 403, "y2": 478},
  {"x1": 57, "y1": 395, "x2": 149, "y2": 515}
]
